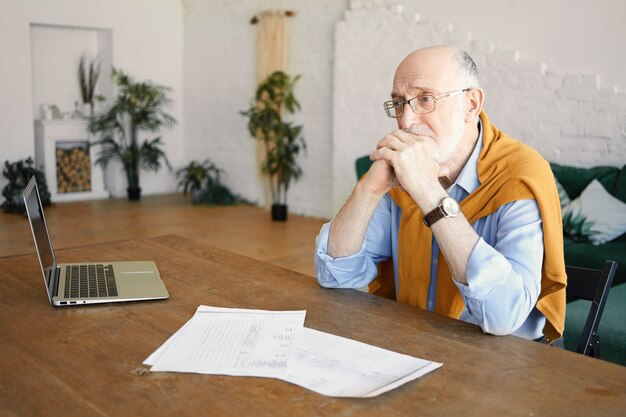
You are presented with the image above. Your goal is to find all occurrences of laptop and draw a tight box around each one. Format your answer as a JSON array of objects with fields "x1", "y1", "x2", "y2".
[{"x1": 23, "y1": 176, "x2": 169, "y2": 306}]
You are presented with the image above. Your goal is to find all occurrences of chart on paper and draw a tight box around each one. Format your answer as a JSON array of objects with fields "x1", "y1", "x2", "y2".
[
  {"x1": 145, "y1": 306, "x2": 442, "y2": 397},
  {"x1": 281, "y1": 327, "x2": 442, "y2": 397},
  {"x1": 189, "y1": 319, "x2": 294, "y2": 369},
  {"x1": 147, "y1": 307, "x2": 306, "y2": 377}
]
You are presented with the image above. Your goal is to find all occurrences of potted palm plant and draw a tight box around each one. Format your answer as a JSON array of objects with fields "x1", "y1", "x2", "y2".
[
  {"x1": 241, "y1": 71, "x2": 305, "y2": 221},
  {"x1": 88, "y1": 69, "x2": 176, "y2": 200}
]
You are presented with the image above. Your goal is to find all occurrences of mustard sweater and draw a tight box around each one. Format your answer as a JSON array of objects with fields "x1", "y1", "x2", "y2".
[{"x1": 369, "y1": 112, "x2": 566, "y2": 340}]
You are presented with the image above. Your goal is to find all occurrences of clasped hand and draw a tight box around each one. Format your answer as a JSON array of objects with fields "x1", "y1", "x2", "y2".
[{"x1": 365, "y1": 129, "x2": 443, "y2": 208}]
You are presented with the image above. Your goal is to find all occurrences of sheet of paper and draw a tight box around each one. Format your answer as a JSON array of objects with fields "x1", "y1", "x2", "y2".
[
  {"x1": 145, "y1": 306, "x2": 306, "y2": 378},
  {"x1": 280, "y1": 327, "x2": 442, "y2": 398},
  {"x1": 145, "y1": 306, "x2": 442, "y2": 397}
]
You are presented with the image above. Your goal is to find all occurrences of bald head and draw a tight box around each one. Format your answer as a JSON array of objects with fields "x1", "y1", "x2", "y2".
[
  {"x1": 388, "y1": 45, "x2": 485, "y2": 174},
  {"x1": 393, "y1": 45, "x2": 479, "y2": 94}
]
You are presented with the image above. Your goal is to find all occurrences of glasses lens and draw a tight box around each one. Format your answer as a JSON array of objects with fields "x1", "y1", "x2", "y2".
[
  {"x1": 384, "y1": 101, "x2": 398, "y2": 118},
  {"x1": 409, "y1": 96, "x2": 435, "y2": 113}
]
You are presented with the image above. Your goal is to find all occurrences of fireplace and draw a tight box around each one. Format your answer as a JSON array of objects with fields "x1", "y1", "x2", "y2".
[
  {"x1": 34, "y1": 120, "x2": 109, "y2": 202},
  {"x1": 56, "y1": 141, "x2": 92, "y2": 193}
]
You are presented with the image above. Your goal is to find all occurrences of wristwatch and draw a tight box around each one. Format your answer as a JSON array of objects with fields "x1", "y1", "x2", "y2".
[{"x1": 423, "y1": 197, "x2": 460, "y2": 227}]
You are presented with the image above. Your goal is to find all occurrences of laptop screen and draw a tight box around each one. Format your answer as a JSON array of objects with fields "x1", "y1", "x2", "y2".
[{"x1": 23, "y1": 177, "x2": 56, "y2": 299}]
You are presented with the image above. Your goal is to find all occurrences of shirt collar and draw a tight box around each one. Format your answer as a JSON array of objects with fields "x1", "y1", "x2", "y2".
[{"x1": 447, "y1": 119, "x2": 482, "y2": 196}]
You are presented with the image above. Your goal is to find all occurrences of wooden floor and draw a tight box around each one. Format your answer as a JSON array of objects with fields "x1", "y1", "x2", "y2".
[{"x1": 0, "y1": 193, "x2": 328, "y2": 278}]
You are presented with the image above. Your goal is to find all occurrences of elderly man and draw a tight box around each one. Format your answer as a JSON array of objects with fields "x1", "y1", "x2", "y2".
[{"x1": 315, "y1": 45, "x2": 566, "y2": 343}]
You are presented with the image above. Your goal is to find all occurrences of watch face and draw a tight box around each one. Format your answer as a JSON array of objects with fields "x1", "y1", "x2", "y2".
[{"x1": 442, "y1": 197, "x2": 460, "y2": 216}]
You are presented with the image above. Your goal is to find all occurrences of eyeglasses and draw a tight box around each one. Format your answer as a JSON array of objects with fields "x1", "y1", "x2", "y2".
[{"x1": 383, "y1": 88, "x2": 471, "y2": 118}]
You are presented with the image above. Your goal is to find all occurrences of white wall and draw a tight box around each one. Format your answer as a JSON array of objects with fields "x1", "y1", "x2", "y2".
[
  {"x1": 400, "y1": 0, "x2": 626, "y2": 90},
  {"x1": 332, "y1": 6, "x2": 626, "y2": 214},
  {"x1": 184, "y1": 0, "x2": 626, "y2": 219},
  {"x1": 2, "y1": 0, "x2": 625, "y2": 219},
  {"x1": 183, "y1": 0, "x2": 346, "y2": 217},
  {"x1": 31, "y1": 24, "x2": 101, "y2": 119},
  {"x1": 0, "y1": 0, "x2": 184, "y2": 197}
]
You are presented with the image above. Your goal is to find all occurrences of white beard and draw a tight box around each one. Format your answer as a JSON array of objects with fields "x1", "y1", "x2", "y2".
[
  {"x1": 439, "y1": 102, "x2": 466, "y2": 163},
  {"x1": 405, "y1": 101, "x2": 465, "y2": 164}
]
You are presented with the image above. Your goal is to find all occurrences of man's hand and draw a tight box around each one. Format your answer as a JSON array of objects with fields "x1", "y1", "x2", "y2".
[
  {"x1": 328, "y1": 129, "x2": 447, "y2": 259},
  {"x1": 369, "y1": 129, "x2": 444, "y2": 212},
  {"x1": 360, "y1": 159, "x2": 396, "y2": 196}
]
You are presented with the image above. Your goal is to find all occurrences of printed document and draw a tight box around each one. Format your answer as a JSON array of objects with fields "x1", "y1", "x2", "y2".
[
  {"x1": 280, "y1": 327, "x2": 442, "y2": 398},
  {"x1": 145, "y1": 306, "x2": 305, "y2": 377},
  {"x1": 145, "y1": 305, "x2": 442, "y2": 397}
]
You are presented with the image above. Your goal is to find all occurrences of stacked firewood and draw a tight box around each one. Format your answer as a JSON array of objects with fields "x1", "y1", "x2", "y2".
[{"x1": 56, "y1": 145, "x2": 92, "y2": 193}]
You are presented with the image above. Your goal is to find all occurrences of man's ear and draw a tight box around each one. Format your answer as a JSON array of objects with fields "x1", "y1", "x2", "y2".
[{"x1": 465, "y1": 88, "x2": 484, "y2": 123}]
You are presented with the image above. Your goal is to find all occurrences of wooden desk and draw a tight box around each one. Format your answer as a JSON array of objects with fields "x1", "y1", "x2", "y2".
[{"x1": 1, "y1": 235, "x2": 625, "y2": 416}]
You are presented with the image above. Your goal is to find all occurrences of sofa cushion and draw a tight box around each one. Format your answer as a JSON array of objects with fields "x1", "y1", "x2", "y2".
[
  {"x1": 355, "y1": 155, "x2": 372, "y2": 180},
  {"x1": 554, "y1": 177, "x2": 571, "y2": 209},
  {"x1": 614, "y1": 164, "x2": 626, "y2": 204},
  {"x1": 550, "y1": 163, "x2": 620, "y2": 199},
  {"x1": 563, "y1": 234, "x2": 626, "y2": 286},
  {"x1": 562, "y1": 179, "x2": 626, "y2": 245}
]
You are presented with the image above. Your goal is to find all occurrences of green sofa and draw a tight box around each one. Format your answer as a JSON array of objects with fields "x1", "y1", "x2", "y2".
[
  {"x1": 550, "y1": 162, "x2": 625, "y2": 366},
  {"x1": 550, "y1": 162, "x2": 626, "y2": 286}
]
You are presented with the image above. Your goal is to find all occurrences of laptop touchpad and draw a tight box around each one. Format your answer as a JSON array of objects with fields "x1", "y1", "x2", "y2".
[{"x1": 122, "y1": 271, "x2": 158, "y2": 284}]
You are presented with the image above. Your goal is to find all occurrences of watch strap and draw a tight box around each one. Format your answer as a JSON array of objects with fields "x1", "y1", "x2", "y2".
[
  {"x1": 423, "y1": 197, "x2": 460, "y2": 227},
  {"x1": 423, "y1": 206, "x2": 446, "y2": 227}
]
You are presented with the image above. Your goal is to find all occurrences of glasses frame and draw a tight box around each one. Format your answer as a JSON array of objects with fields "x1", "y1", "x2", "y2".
[{"x1": 383, "y1": 88, "x2": 472, "y2": 118}]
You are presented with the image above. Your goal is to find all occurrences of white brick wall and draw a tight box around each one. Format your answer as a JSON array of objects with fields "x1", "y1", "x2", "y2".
[
  {"x1": 183, "y1": 1, "x2": 625, "y2": 219},
  {"x1": 331, "y1": 5, "x2": 626, "y2": 214},
  {"x1": 2, "y1": 1, "x2": 624, "y2": 218},
  {"x1": 183, "y1": 0, "x2": 346, "y2": 218}
]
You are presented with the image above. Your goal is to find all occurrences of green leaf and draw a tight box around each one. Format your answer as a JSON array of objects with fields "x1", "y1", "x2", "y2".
[
  {"x1": 87, "y1": 68, "x2": 177, "y2": 191},
  {"x1": 562, "y1": 209, "x2": 597, "y2": 242},
  {"x1": 240, "y1": 70, "x2": 305, "y2": 205}
]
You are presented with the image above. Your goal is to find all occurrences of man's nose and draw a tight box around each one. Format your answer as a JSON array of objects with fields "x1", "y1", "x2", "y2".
[{"x1": 397, "y1": 103, "x2": 421, "y2": 130}]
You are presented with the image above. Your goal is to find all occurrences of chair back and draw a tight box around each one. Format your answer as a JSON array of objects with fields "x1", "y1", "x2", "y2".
[{"x1": 566, "y1": 260, "x2": 618, "y2": 357}]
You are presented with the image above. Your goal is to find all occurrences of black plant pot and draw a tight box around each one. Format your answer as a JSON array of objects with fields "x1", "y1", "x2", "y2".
[
  {"x1": 191, "y1": 189, "x2": 203, "y2": 204},
  {"x1": 127, "y1": 187, "x2": 142, "y2": 201},
  {"x1": 271, "y1": 204, "x2": 288, "y2": 221}
]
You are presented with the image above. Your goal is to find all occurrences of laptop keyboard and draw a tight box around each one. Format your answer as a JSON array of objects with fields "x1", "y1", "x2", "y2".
[{"x1": 63, "y1": 264, "x2": 118, "y2": 299}]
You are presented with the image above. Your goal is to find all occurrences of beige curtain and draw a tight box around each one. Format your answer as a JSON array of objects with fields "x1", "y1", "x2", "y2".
[
  {"x1": 254, "y1": 10, "x2": 290, "y2": 207},
  {"x1": 255, "y1": 10, "x2": 288, "y2": 84}
]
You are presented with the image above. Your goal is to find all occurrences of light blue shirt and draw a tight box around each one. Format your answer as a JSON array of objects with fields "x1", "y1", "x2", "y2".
[{"x1": 315, "y1": 125, "x2": 546, "y2": 340}]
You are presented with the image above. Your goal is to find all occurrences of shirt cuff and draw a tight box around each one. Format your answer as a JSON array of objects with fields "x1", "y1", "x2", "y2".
[{"x1": 315, "y1": 222, "x2": 373, "y2": 288}]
